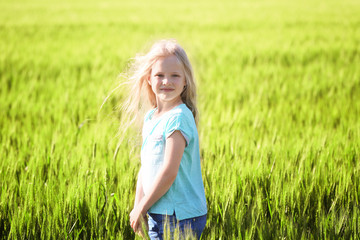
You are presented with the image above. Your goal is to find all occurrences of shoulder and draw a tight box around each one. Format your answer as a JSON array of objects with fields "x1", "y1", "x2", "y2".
[
  {"x1": 164, "y1": 104, "x2": 197, "y2": 136},
  {"x1": 170, "y1": 104, "x2": 195, "y2": 123},
  {"x1": 164, "y1": 105, "x2": 196, "y2": 131}
]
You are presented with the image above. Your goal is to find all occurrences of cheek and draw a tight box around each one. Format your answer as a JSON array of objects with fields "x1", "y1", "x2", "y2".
[
  {"x1": 151, "y1": 79, "x2": 161, "y2": 89},
  {"x1": 181, "y1": 78, "x2": 186, "y2": 87},
  {"x1": 155, "y1": 80, "x2": 162, "y2": 87}
]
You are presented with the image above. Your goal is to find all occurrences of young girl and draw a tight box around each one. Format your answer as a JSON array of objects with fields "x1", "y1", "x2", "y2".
[{"x1": 126, "y1": 39, "x2": 207, "y2": 239}]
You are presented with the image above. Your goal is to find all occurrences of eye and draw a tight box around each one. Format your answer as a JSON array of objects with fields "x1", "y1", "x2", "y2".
[
  {"x1": 155, "y1": 74, "x2": 164, "y2": 78},
  {"x1": 172, "y1": 74, "x2": 180, "y2": 78}
]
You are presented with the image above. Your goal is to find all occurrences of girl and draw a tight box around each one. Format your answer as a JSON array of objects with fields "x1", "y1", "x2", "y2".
[{"x1": 126, "y1": 39, "x2": 207, "y2": 239}]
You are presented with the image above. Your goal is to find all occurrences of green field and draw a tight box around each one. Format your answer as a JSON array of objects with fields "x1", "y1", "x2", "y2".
[{"x1": 1, "y1": 0, "x2": 360, "y2": 239}]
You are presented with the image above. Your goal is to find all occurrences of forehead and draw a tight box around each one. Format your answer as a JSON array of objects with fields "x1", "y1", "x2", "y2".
[{"x1": 152, "y1": 55, "x2": 183, "y2": 72}]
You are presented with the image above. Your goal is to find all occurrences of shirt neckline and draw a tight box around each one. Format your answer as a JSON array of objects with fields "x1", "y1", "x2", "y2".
[{"x1": 149, "y1": 103, "x2": 184, "y2": 121}]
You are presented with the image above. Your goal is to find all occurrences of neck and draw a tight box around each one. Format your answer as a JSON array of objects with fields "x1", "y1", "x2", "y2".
[{"x1": 155, "y1": 99, "x2": 183, "y2": 116}]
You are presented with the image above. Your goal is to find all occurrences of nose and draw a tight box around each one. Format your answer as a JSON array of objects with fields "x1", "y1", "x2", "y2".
[{"x1": 162, "y1": 78, "x2": 169, "y2": 85}]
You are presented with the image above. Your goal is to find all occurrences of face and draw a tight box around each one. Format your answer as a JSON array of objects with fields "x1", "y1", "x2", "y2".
[{"x1": 148, "y1": 55, "x2": 186, "y2": 106}]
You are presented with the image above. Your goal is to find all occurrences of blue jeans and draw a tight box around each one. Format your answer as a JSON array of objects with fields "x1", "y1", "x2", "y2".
[{"x1": 147, "y1": 212, "x2": 207, "y2": 240}]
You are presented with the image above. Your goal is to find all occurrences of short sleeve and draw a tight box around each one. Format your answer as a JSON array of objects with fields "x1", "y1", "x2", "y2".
[{"x1": 165, "y1": 113, "x2": 192, "y2": 146}]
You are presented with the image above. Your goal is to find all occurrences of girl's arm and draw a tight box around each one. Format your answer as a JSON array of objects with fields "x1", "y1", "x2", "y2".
[
  {"x1": 131, "y1": 168, "x2": 147, "y2": 237},
  {"x1": 130, "y1": 130, "x2": 186, "y2": 232},
  {"x1": 134, "y1": 168, "x2": 144, "y2": 207}
]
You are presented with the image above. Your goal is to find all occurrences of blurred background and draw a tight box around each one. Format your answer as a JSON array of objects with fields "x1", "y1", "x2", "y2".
[{"x1": 1, "y1": 0, "x2": 359, "y2": 239}]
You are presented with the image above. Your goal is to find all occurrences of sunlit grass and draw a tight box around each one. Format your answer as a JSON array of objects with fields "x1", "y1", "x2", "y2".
[{"x1": 0, "y1": 0, "x2": 359, "y2": 239}]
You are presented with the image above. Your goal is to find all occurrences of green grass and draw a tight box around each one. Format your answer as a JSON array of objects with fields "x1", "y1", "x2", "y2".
[{"x1": 1, "y1": 0, "x2": 359, "y2": 239}]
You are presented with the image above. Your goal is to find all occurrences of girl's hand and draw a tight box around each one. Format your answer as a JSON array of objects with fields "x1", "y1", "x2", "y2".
[
  {"x1": 130, "y1": 205, "x2": 148, "y2": 237},
  {"x1": 130, "y1": 131, "x2": 185, "y2": 237}
]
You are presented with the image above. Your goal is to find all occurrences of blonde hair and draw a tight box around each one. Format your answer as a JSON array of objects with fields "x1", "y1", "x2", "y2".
[{"x1": 122, "y1": 39, "x2": 198, "y2": 126}]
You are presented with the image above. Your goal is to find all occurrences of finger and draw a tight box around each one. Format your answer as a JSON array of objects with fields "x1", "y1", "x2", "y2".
[
  {"x1": 131, "y1": 219, "x2": 137, "y2": 231},
  {"x1": 133, "y1": 221, "x2": 138, "y2": 231}
]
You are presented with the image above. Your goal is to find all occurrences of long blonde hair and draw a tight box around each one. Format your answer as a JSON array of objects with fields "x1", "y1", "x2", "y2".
[{"x1": 122, "y1": 39, "x2": 198, "y2": 126}]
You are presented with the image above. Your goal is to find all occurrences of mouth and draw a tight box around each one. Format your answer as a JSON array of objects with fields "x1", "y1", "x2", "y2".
[{"x1": 160, "y1": 88, "x2": 174, "y2": 92}]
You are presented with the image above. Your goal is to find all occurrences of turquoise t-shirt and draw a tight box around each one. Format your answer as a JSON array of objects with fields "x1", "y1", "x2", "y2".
[{"x1": 140, "y1": 103, "x2": 207, "y2": 220}]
